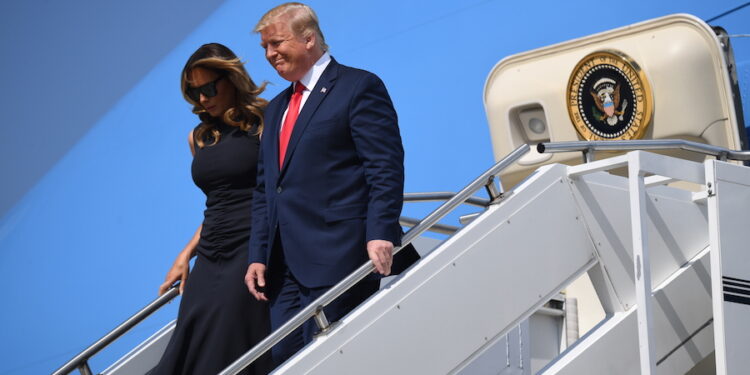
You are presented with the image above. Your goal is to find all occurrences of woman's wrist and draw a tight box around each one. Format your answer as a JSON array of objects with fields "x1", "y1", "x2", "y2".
[{"x1": 177, "y1": 248, "x2": 193, "y2": 264}]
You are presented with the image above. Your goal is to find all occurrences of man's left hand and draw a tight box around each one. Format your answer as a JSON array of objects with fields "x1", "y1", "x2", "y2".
[{"x1": 367, "y1": 239, "x2": 393, "y2": 276}]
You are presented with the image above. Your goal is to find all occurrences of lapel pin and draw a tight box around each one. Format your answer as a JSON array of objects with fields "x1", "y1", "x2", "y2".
[{"x1": 321, "y1": 87, "x2": 327, "y2": 93}]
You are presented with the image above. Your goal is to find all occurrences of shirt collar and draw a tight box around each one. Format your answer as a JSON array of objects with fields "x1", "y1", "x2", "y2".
[{"x1": 298, "y1": 52, "x2": 331, "y2": 92}]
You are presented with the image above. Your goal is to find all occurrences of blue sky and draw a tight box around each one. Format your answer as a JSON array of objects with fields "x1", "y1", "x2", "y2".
[{"x1": 0, "y1": 1, "x2": 748, "y2": 374}]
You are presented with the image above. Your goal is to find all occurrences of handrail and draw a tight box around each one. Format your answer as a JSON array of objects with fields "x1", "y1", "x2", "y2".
[
  {"x1": 400, "y1": 192, "x2": 490, "y2": 234},
  {"x1": 52, "y1": 191, "x2": 486, "y2": 374},
  {"x1": 219, "y1": 144, "x2": 531, "y2": 375},
  {"x1": 537, "y1": 139, "x2": 750, "y2": 161},
  {"x1": 404, "y1": 192, "x2": 490, "y2": 207},
  {"x1": 399, "y1": 216, "x2": 459, "y2": 235},
  {"x1": 52, "y1": 285, "x2": 181, "y2": 375}
]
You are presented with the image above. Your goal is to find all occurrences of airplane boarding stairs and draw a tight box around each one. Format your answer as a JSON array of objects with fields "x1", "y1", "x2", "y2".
[
  {"x1": 55, "y1": 142, "x2": 750, "y2": 375},
  {"x1": 255, "y1": 149, "x2": 721, "y2": 375}
]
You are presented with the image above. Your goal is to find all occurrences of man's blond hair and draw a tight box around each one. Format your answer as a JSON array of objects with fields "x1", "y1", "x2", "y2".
[{"x1": 254, "y1": 2, "x2": 328, "y2": 52}]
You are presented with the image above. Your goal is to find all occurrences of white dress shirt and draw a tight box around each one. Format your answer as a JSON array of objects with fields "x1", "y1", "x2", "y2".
[{"x1": 279, "y1": 52, "x2": 332, "y2": 133}]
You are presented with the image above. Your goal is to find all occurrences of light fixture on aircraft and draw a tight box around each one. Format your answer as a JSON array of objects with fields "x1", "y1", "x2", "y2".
[
  {"x1": 507, "y1": 104, "x2": 552, "y2": 165},
  {"x1": 517, "y1": 106, "x2": 550, "y2": 143},
  {"x1": 528, "y1": 117, "x2": 547, "y2": 134}
]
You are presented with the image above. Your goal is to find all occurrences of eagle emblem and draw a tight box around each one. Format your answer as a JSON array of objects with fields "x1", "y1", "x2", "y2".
[
  {"x1": 567, "y1": 50, "x2": 652, "y2": 140},
  {"x1": 590, "y1": 77, "x2": 629, "y2": 126}
]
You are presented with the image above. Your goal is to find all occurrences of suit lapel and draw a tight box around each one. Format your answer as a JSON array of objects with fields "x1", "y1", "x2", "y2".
[{"x1": 279, "y1": 59, "x2": 340, "y2": 177}]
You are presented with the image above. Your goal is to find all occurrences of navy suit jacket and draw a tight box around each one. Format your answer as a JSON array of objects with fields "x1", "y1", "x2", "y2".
[{"x1": 249, "y1": 58, "x2": 405, "y2": 288}]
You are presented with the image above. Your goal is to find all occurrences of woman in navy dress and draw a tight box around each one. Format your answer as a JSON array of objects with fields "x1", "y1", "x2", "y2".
[{"x1": 151, "y1": 43, "x2": 272, "y2": 375}]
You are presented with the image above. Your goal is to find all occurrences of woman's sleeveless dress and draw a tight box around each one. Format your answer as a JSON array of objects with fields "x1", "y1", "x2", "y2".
[{"x1": 151, "y1": 122, "x2": 272, "y2": 375}]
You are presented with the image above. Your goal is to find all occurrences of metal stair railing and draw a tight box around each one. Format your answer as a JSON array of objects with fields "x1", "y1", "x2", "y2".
[
  {"x1": 219, "y1": 144, "x2": 530, "y2": 375},
  {"x1": 50, "y1": 145, "x2": 525, "y2": 375},
  {"x1": 403, "y1": 192, "x2": 491, "y2": 207},
  {"x1": 51, "y1": 182, "x2": 499, "y2": 375},
  {"x1": 399, "y1": 192, "x2": 491, "y2": 234},
  {"x1": 537, "y1": 139, "x2": 750, "y2": 163},
  {"x1": 52, "y1": 285, "x2": 182, "y2": 375},
  {"x1": 538, "y1": 139, "x2": 750, "y2": 374},
  {"x1": 398, "y1": 216, "x2": 459, "y2": 234}
]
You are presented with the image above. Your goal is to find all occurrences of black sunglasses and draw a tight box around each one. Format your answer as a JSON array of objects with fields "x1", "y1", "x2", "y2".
[{"x1": 186, "y1": 76, "x2": 224, "y2": 102}]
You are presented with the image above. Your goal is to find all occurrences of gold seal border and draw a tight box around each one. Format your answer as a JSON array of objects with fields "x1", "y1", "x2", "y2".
[{"x1": 566, "y1": 50, "x2": 653, "y2": 141}]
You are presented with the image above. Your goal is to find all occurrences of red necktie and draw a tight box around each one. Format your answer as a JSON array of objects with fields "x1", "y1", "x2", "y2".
[{"x1": 279, "y1": 81, "x2": 305, "y2": 168}]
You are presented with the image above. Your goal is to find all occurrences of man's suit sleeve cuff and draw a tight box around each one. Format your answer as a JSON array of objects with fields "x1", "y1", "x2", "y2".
[
  {"x1": 248, "y1": 257, "x2": 266, "y2": 265},
  {"x1": 248, "y1": 245, "x2": 267, "y2": 265},
  {"x1": 366, "y1": 227, "x2": 401, "y2": 246}
]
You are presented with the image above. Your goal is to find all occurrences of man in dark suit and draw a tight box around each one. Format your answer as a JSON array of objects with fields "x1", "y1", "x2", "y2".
[{"x1": 245, "y1": 2, "x2": 412, "y2": 365}]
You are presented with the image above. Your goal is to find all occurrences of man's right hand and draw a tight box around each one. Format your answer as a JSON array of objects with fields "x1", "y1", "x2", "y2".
[{"x1": 245, "y1": 263, "x2": 269, "y2": 301}]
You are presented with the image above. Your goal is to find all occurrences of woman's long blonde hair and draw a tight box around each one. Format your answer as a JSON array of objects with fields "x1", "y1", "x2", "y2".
[{"x1": 181, "y1": 43, "x2": 267, "y2": 148}]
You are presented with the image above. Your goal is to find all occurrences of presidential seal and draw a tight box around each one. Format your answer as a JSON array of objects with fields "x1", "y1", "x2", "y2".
[{"x1": 567, "y1": 50, "x2": 653, "y2": 140}]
